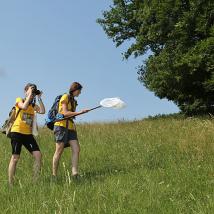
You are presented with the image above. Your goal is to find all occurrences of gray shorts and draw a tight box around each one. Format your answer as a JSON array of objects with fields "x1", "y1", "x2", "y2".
[{"x1": 54, "y1": 126, "x2": 78, "y2": 146}]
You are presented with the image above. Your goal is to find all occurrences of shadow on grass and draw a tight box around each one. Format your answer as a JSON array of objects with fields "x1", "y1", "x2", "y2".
[
  {"x1": 42, "y1": 165, "x2": 130, "y2": 186},
  {"x1": 81, "y1": 165, "x2": 127, "y2": 181},
  {"x1": 39, "y1": 161, "x2": 146, "y2": 186}
]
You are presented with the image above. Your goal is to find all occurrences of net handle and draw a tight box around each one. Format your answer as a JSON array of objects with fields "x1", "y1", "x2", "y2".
[{"x1": 54, "y1": 105, "x2": 102, "y2": 122}]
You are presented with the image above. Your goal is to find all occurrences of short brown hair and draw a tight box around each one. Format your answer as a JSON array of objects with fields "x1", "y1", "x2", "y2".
[
  {"x1": 24, "y1": 83, "x2": 37, "y2": 91},
  {"x1": 69, "y1": 82, "x2": 83, "y2": 94}
]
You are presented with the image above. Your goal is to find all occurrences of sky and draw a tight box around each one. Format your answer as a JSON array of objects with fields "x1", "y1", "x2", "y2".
[{"x1": 0, "y1": 0, "x2": 179, "y2": 125}]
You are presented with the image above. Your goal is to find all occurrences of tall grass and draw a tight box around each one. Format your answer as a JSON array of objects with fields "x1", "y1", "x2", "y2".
[{"x1": 0, "y1": 117, "x2": 213, "y2": 213}]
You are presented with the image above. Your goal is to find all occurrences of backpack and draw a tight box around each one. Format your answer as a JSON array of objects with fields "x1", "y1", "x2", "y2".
[
  {"x1": 46, "y1": 94, "x2": 77, "y2": 130},
  {"x1": 1, "y1": 107, "x2": 21, "y2": 138},
  {"x1": 45, "y1": 95, "x2": 64, "y2": 130}
]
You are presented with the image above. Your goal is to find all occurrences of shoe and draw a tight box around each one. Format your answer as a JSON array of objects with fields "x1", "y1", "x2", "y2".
[{"x1": 72, "y1": 174, "x2": 80, "y2": 181}]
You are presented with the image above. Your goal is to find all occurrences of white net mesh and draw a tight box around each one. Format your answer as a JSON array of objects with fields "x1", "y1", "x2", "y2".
[{"x1": 100, "y1": 97, "x2": 126, "y2": 109}]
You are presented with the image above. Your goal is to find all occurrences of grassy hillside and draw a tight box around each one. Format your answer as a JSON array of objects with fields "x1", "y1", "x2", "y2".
[{"x1": 0, "y1": 117, "x2": 213, "y2": 213}]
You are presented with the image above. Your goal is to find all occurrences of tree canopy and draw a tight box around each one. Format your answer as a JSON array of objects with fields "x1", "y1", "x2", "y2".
[{"x1": 98, "y1": 0, "x2": 214, "y2": 115}]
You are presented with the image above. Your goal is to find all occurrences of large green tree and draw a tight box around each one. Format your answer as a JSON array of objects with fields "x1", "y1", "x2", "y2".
[{"x1": 98, "y1": 0, "x2": 214, "y2": 115}]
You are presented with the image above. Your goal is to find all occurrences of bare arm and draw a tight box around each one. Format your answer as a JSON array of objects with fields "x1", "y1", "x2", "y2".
[
  {"x1": 17, "y1": 88, "x2": 33, "y2": 110},
  {"x1": 35, "y1": 92, "x2": 45, "y2": 114},
  {"x1": 61, "y1": 101, "x2": 89, "y2": 118}
]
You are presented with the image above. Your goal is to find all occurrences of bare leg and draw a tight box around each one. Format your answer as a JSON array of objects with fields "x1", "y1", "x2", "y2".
[
  {"x1": 69, "y1": 140, "x2": 80, "y2": 176},
  {"x1": 32, "y1": 151, "x2": 42, "y2": 181},
  {"x1": 8, "y1": 155, "x2": 20, "y2": 186},
  {"x1": 52, "y1": 143, "x2": 64, "y2": 176}
]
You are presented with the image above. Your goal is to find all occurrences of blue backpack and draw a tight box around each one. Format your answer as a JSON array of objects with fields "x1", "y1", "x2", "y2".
[{"x1": 45, "y1": 95, "x2": 65, "y2": 130}]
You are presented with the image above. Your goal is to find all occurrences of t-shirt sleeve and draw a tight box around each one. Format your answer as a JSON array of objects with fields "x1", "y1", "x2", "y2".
[
  {"x1": 15, "y1": 97, "x2": 23, "y2": 107},
  {"x1": 58, "y1": 94, "x2": 69, "y2": 114},
  {"x1": 60, "y1": 94, "x2": 69, "y2": 105}
]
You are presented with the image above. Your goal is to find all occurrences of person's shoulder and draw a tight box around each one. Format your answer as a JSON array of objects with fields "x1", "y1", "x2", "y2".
[
  {"x1": 60, "y1": 94, "x2": 69, "y2": 102},
  {"x1": 15, "y1": 97, "x2": 23, "y2": 107},
  {"x1": 16, "y1": 97, "x2": 23, "y2": 103}
]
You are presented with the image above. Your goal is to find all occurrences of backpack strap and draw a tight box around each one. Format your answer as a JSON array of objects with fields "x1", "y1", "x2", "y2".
[
  {"x1": 14, "y1": 99, "x2": 24, "y2": 121},
  {"x1": 15, "y1": 108, "x2": 21, "y2": 119}
]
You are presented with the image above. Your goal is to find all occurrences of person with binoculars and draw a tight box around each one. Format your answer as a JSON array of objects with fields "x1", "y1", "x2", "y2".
[{"x1": 8, "y1": 83, "x2": 45, "y2": 186}]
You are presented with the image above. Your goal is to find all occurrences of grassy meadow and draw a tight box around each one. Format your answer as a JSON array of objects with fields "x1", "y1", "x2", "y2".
[{"x1": 0, "y1": 116, "x2": 213, "y2": 213}]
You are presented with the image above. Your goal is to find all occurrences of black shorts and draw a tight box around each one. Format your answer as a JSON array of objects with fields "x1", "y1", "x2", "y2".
[
  {"x1": 10, "y1": 132, "x2": 40, "y2": 155},
  {"x1": 54, "y1": 126, "x2": 78, "y2": 146}
]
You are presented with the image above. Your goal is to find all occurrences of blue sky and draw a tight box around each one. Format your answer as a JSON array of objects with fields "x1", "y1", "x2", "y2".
[{"x1": 0, "y1": 0, "x2": 179, "y2": 125}]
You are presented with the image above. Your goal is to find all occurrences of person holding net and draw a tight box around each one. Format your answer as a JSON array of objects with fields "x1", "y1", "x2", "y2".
[
  {"x1": 50, "y1": 82, "x2": 126, "y2": 179},
  {"x1": 52, "y1": 82, "x2": 90, "y2": 178}
]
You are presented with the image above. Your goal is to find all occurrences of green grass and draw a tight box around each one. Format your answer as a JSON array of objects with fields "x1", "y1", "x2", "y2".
[{"x1": 0, "y1": 117, "x2": 213, "y2": 213}]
